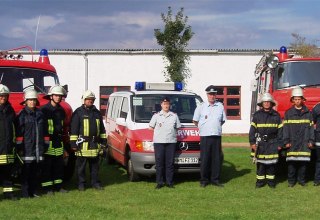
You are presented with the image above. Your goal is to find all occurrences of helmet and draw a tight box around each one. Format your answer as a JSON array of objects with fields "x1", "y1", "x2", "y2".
[
  {"x1": 48, "y1": 85, "x2": 67, "y2": 96},
  {"x1": 257, "y1": 93, "x2": 276, "y2": 106},
  {"x1": 81, "y1": 90, "x2": 95, "y2": 103},
  {"x1": 24, "y1": 89, "x2": 38, "y2": 101},
  {"x1": 21, "y1": 89, "x2": 39, "y2": 105},
  {"x1": 44, "y1": 84, "x2": 67, "y2": 100},
  {"x1": 291, "y1": 86, "x2": 305, "y2": 101},
  {"x1": 0, "y1": 84, "x2": 10, "y2": 95}
]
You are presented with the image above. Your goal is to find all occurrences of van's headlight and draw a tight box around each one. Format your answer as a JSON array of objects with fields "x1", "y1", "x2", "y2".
[{"x1": 135, "y1": 141, "x2": 154, "y2": 152}]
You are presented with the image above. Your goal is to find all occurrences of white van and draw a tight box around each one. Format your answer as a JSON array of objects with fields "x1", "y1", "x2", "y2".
[{"x1": 105, "y1": 82, "x2": 203, "y2": 181}]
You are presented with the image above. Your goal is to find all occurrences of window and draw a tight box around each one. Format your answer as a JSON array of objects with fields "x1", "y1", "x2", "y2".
[
  {"x1": 215, "y1": 86, "x2": 241, "y2": 120},
  {"x1": 100, "y1": 86, "x2": 130, "y2": 117},
  {"x1": 120, "y1": 97, "x2": 129, "y2": 119}
]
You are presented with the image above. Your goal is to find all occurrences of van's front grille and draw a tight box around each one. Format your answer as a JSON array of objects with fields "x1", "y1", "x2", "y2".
[{"x1": 176, "y1": 141, "x2": 200, "y2": 151}]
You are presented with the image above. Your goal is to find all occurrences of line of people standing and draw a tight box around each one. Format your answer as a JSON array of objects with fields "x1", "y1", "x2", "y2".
[
  {"x1": 0, "y1": 83, "x2": 106, "y2": 200},
  {"x1": 250, "y1": 86, "x2": 320, "y2": 188}
]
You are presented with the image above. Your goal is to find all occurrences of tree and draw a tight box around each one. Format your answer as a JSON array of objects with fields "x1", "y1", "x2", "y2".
[
  {"x1": 154, "y1": 7, "x2": 194, "y2": 84},
  {"x1": 290, "y1": 33, "x2": 320, "y2": 57}
]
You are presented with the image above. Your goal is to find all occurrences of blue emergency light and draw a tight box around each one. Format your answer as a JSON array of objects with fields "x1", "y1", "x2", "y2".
[
  {"x1": 135, "y1": 81, "x2": 146, "y2": 91},
  {"x1": 279, "y1": 46, "x2": 287, "y2": 54},
  {"x1": 174, "y1": 82, "x2": 183, "y2": 91},
  {"x1": 40, "y1": 49, "x2": 48, "y2": 56}
]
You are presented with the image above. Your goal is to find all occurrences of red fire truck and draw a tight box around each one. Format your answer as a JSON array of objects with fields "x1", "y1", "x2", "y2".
[
  {"x1": 251, "y1": 46, "x2": 320, "y2": 118},
  {"x1": 0, "y1": 46, "x2": 74, "y2": 179}
]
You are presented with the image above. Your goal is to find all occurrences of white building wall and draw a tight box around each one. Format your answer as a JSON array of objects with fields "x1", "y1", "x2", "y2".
[{"x1": 46, "y1": 51, "x2": 263, "y2": 134}]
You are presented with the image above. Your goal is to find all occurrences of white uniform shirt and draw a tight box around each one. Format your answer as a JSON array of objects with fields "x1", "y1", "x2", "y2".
[
  {"x1": 193, "y1": 101, "x2": 226, "y2": 136},
  {"x1": 149, "y1": 110, "x2": 181, "y2": 143}
]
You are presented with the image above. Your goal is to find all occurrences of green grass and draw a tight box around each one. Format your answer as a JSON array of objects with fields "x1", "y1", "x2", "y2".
[
  {"x1": 1, "y1": 147, "x2": 319, "y2": 219},
  {"x1": 222, "y1": 135, "x2": 248, "y2": 143}
]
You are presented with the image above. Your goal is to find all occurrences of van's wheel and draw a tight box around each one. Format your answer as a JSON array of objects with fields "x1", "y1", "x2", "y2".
[
  {"x1": 106, "y1": 147, "x2": 116, "y2": 165},
  {"x1": 127, "y1": 152, "x2": 140, "y2": 182}
]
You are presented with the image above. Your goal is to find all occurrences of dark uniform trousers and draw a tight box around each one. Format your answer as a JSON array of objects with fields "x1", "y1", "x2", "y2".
[
  {"x1": 42, "y1": 155, "x2": 64, "y2": 191},
  {"x1": 76, "y1": 156, "x2": 100, "y2": 187},
  {"x1": 288, "y1": 161, "x2": 307, "y2": 184},
  {"x1": 154, "y1": 143, "x2": 176, "y2": 185},
  {"x1": 256, "y1": 163, "x2": 275, "y2": 187},
  {"x1": 21, "y1": 161, "x2": 41, "y2": 197},
  {"x1": 200, "y1": 136, "x2": 222, "y2": 184},
  {"x1": 0, "y1": 165, "x2": 14, "y2": 195}
]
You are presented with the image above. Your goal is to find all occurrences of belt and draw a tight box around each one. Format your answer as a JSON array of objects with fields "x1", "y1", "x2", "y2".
[
  {"x1": 260, "y1": 134, "x2": 277, "y2": 142},
  {"x1": 82, "y1": 136, "x2": 100, "y2": 143}
]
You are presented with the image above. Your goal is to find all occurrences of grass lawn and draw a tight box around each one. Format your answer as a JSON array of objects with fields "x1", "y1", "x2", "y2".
[
  {"x1": 222, "y1": 135, "x2": 248, "y2": 143},
  {"x1": 1, "y1": 147, "x2": 319, "y2": 219}
]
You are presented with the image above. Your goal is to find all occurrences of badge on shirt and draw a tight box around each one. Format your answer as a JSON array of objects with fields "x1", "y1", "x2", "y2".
[
  {"x1": 159, "y1": 123, "x2": 162, "y2": 127},
  {"x1": 205, "y1": 115, "x2": 208, "y2": 119}
]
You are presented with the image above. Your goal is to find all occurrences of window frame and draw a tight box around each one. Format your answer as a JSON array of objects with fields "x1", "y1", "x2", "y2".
[{"x1": 215, "y1": 86, "x2": 241, "y2": 120}]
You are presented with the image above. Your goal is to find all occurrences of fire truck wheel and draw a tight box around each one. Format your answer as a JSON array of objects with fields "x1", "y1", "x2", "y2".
[{"x1": 127, "y1": 152, "x2": 140, "y2": 182}]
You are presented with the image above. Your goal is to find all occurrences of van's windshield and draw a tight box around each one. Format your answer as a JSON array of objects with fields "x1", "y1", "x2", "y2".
[
  {"x1": 0, "y1": 67, "x2": 59, "y2": 93},
  {"x1": 132, "y1": 94, "x2": 203, "y2": 123}
]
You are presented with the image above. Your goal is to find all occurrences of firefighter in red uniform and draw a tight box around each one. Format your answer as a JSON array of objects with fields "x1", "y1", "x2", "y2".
[
  {"x1": 40, "y1": 85, "x2": 68, "y2": 194},
  {"x1": 16, "y1": 89, "x2": 50, "y2": 198},
  {"x1": 249, "y1": 93, "x2": 282, "y2": 188},
  {"x1": 70, "y1": 90, "x2": 106, "y2": 191},
  {"x1": 0, "y1": 84, "x2": 17, "y2": 200},
  {"x1": 283, "y1": 87, "x2": 314, "y2": 187}
]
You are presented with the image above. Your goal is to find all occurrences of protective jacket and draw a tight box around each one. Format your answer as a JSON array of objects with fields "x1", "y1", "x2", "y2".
[
  {"x1": 0, "y1": 102, "x2": 16, "y2": 164},
  {"x1": 283, "y1": 105, "x2": 314, "y2": 161},
  {"x1": 312, "y1": 103, "x2": 320, "y2": 148},
  {"x1": 16, "y1": 107, "x2": 50, "y2": 163},
  {"x1": 40, "y1": 102, "x2": 66, "y2": 156},
  {"x1": 70, "y1": 105, "x2": 106, "y2": 157},
  {"x1": 249, "y1": 108, "x2": 283, "y2": 164}
]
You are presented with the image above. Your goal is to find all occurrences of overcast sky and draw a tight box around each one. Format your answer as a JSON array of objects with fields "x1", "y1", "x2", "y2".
[{"x1": 1, "y1": 0, "x2": 319, "y2": 50}]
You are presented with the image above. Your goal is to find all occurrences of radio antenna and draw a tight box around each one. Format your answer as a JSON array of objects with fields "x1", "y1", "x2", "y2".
[{"x1": 35, "y1": 15, "x2": 41, "y2": 51}]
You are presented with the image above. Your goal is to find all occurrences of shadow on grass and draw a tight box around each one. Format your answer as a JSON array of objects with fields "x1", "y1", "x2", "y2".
[{"x1": 221, "y1": 160, "x2": 251, "y2": 184}]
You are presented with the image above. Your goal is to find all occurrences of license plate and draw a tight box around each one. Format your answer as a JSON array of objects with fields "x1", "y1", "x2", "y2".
[{"x1": 174, "y1": 157, "x2": 199, "y2": 164}]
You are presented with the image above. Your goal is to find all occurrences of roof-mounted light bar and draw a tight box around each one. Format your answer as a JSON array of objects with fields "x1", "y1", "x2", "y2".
[{"x1": 135, "y1": 82, "x2": 183, "y2": 91}]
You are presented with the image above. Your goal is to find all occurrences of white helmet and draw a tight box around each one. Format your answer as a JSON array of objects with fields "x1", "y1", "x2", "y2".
[
  {"x1": 0, "y1": 84, "x2": 10, "y2": 95},
  {"x1": 24, "y1": 89, "x2": 38, "y2": 100},
  {"x1": 291, "y1": 86, "x2": 305, "y2": 101},
  {"x1": 81, "y1": 90, "x2": 95, "y2": 103},
  {"x1": 258, "y1": 93, "x2": 276, "y2": 106},
  {"x1": 21, "y1": 89, "x2": 39, "y2": 105},
  {"x1": 48, "y1": 85, "x2": 67, "y2": 96}
]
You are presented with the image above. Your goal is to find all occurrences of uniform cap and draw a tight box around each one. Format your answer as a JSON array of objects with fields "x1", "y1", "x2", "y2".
[
  {"x1": 205, "y1": 85, "x2": 217, "y2": 94},
  {"x1": 0, "y1": 84, "x2": 10, "y2": 95},
  {"x1": 160, "y1": 97, "x2": 170, "y2": 103},
  {"x1": 257, "y1": 93, "x2": 276, "y2": 107}
]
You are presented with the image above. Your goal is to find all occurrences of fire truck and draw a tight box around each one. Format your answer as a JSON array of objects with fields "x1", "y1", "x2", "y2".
[
  {"x1": 251, "y1": 46, "x2": 320, "y2": 118},
  {"x1": 0, "y1": 46, "x2": 74, "y2": 180}
]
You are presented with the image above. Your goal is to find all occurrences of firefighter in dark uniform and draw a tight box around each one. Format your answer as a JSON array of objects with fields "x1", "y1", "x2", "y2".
[
  {"x1": 70, "y1": 90, "x2": 106, "y2": 191},
  {"x1": 0, "y1": 84, "x2": 17, "y2": 200},
  {"x1": 193, "y1": 85, "x2": 226, "y2": 188},
  {"x1": 149, "y1": 97, "x2": 181, "y2": 189},
  {"x1": 40, "y1": 85, "x2": 68, "y2": 194},
  {"x1": 249, "y1": 93, "x2": 282, "y2": 188},
  {"x1": 312, "y1": 101, "x2": 320, "y2": 186},
  {"x1": 283, "y1": 87, "x2": 314, "y2": 187},
  {"x1": 16, "y1": 89, "x2": 50, "y2": 198}
]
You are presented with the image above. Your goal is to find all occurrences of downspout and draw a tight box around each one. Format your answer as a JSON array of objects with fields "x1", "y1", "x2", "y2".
[{"x1": 81, "y1": 51, "x2": 88, "y2": 90}]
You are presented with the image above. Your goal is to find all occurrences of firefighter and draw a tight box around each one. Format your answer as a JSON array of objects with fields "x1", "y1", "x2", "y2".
[
  {"x1": 0, "y1": 84, "x2": 17, "y2": 200},
  {"x1": 70, "y1": 90, "x2": 106, "y2": 191},
  {"x1": 249, "y1": 93, "x2": 282, "y2": 188},
  {"x1": 311, "y1": 100, "x2": 320, "y2": 186},
  {"x1": 16, "y1": 89, "x2": 50, "y2": 198},
  {"x1": 283, "y1": 87, "x2": 314, "y2": 187},
  {"x1": 193, "y1": 85, "x2": 226, "y2": 188},
  {"x1": 149, "y1": 97, "x2": 181, "y2": 189},
  {"x1": 40, "y1": 85, "x2": 68, "y2": 194}
]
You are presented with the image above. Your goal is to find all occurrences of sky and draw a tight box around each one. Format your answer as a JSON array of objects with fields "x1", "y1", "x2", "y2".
[{"x1": 0, "y1": 0, "x2": 319, "y2": 50}]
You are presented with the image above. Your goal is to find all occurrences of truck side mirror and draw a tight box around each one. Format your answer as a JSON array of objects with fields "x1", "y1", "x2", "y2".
[{"x1": 63, "y1": 84, "x2": 68, "y2": 93}]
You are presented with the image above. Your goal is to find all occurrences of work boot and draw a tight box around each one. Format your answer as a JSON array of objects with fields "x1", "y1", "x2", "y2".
[{"x1": 4, "y1": 192, "x2": 18, "y2": 201}]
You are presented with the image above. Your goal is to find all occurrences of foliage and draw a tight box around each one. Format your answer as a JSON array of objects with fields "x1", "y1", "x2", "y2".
[
  {"x1": 1, "y1": 148, "x2": 320, "y2": 219},
  {"x1": 154, "y1": 7, "x2": 194, "y2": 84},
  {"x1": 290, "y1": 33, "x2": 320, "y2": 57}
]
